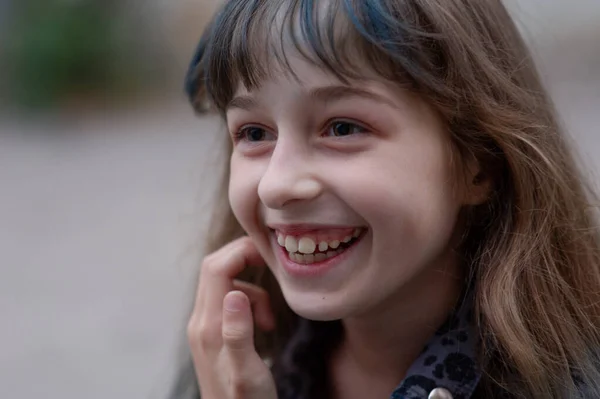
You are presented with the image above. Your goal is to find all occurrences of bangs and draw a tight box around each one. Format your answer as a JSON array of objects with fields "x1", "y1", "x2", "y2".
[{"x1": 185, "y1": 0, "x2": 446, "y2": 113}]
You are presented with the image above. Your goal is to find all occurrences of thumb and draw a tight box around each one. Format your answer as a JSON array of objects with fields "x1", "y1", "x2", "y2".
[
  {"x1": 222, "y1": 291, "x2": 278, "y2": 399},
  {"x1": 222, "y1": 291, "x2": 258, "y2": 357}
]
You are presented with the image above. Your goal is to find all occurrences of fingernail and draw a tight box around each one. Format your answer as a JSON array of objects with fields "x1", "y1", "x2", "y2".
[{"x1": 224, "y1": 292, "x2": 246, "y2": 312}]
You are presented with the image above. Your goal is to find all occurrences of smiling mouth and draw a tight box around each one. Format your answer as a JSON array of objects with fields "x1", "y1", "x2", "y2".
[{"x1": 273, "y1": 227, "x2": 367, "y2": 264}]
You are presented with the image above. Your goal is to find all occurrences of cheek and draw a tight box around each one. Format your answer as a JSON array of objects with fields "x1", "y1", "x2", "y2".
[
  {"x1": 228, "y1": 157, "x2": 262, "y2": 235},
  {"x1": 228, "y1": 157, "x2": 280, "y2": 272},
  {"x1": 335, "y1": 141, "x2": 461, "y2": 260}
]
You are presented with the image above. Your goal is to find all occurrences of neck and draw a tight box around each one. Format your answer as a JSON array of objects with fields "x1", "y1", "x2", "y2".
[{"x1": 331, "y1": 253, "x2": 464, "y2": 397}]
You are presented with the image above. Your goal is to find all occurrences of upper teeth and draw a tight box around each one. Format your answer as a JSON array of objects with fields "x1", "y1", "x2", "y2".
[
  {"x1": 298, "y1": 237, "x2": 316, "y2": 254},
  {"x1": 277, "y1": 228, "x2": 362, "y2": 254},
  {"x1": 285, "y1": 236, "x2": 298, "y2": 252}
]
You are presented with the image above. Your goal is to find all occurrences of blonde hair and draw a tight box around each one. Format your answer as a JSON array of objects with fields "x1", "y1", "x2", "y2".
[{"x1": 181, "y1": 1, "x2": 600, "y2": 397}]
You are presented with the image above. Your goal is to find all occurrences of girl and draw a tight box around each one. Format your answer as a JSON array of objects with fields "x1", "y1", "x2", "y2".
[{"x1": 176, "y1": 1, "x2": 600, "y2": 398}]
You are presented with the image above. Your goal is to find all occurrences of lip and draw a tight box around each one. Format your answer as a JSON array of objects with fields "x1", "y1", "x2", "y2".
[
  {"x1": 271, "y1": 230, "x2": 366, "y2": 278},
  {"x1": 267, "y1": 223, "x2": 362, "y2": 235}
]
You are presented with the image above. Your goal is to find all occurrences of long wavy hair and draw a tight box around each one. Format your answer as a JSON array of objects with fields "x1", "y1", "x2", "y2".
[{"x1": 172, "y1": 1, "x2": 600, "y2": 398}]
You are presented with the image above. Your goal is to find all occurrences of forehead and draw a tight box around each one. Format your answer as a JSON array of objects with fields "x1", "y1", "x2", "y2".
[
  {"x1": 232, "y1": 54, "x2": 347, "y2": 97},
  {"x1": 229, "y1": 36, "x2": 394, "y2": 103},
  {"x1": 227, "y1": 57, "x2": 411, "y2": 119}
]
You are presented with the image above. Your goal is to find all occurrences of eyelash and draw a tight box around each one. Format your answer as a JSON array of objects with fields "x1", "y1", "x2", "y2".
[
  {"x1": 232, "y1": 125, "x2": 272, "y2": 143},
  {"x1": 323, "y1": 119, "x2": 369, "y2": 137},
  {"x1": 232, "y1": 119, "x2": 370, "y2": 143}
]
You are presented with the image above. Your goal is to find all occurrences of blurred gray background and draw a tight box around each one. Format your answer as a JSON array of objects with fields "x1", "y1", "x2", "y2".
[{"x1": 0, "y1": 1, "x2": 599, "y2": 398}]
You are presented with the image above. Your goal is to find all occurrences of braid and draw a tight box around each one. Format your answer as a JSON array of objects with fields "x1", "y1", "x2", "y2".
[{"x1": 272, "y1": 318, "x2": 343, "y2": 399}]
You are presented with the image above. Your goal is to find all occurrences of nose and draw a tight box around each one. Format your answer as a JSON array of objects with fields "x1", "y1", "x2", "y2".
[{"x1": 257, "y1": 139, "x2": 323, "y2": 209}]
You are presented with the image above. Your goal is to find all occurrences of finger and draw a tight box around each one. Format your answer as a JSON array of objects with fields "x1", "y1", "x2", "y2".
[
  {"x1": 233, "y1": 280, "x2": 276, "y2": 332},
  {"x1": 195, "y1": 237, "x2": 265, "y2": 321},
  {"x1": 222, "y1": 292, "x2": 278, "y2": 399},
  {"x1": 222, "y1": 291, "x2": 257, "y2": 362}
]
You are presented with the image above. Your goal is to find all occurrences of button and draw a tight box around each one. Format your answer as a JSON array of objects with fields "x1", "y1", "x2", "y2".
[{"x1": 428, "y1": 387, "x2": 454, "y2": 399}]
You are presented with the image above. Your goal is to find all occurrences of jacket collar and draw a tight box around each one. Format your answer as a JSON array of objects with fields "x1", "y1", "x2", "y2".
[{"x1": 390, "y1": 294, "x2": 481, "y2": 399}]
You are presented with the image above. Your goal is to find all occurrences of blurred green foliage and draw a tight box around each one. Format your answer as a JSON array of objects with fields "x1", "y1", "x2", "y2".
[{"x1": 4, "y1": 1, "x2": 156, "y2": 110}]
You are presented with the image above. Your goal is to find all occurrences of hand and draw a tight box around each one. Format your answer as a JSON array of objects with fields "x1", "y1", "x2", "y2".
[{"x1": 187, "y1": 236, "x2": 278, "y2": 399}]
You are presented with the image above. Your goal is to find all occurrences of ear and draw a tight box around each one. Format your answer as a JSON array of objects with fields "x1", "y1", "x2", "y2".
[{"x1": 462, "y1": 158, "x2": 492, "y2": 206}]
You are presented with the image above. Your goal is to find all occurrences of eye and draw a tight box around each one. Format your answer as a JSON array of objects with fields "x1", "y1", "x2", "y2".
[
  {"x1": 325, "y1": 121, "x2": 368, "y2": 137},
  {"x1": 234, "y1": 126, "x2": 276, "y2": 142}
]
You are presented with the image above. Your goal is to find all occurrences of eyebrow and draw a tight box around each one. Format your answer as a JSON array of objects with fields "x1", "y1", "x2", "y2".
[{"x1": 226, "y1": 84, "x2": 398, "y2": 111}]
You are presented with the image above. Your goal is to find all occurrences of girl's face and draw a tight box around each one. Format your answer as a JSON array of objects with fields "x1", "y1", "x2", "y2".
[{"x1": 226, "y1": 58, "x2": 483, "y2": 320}]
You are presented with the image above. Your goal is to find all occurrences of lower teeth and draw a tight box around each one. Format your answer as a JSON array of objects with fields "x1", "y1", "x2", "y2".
[{"x1": 288, "y1": 248, "x2": 344, "y2": 264}]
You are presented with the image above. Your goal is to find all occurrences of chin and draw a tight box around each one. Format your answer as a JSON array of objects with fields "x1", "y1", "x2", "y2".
[{"x1": 282, "y1": 290, "x2": 356, "y2": 321}]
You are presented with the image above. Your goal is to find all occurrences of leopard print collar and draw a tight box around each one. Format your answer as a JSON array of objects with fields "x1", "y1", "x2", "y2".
[{"x1": 390, "y1": 295, "x2": 481, "y2": 399}]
